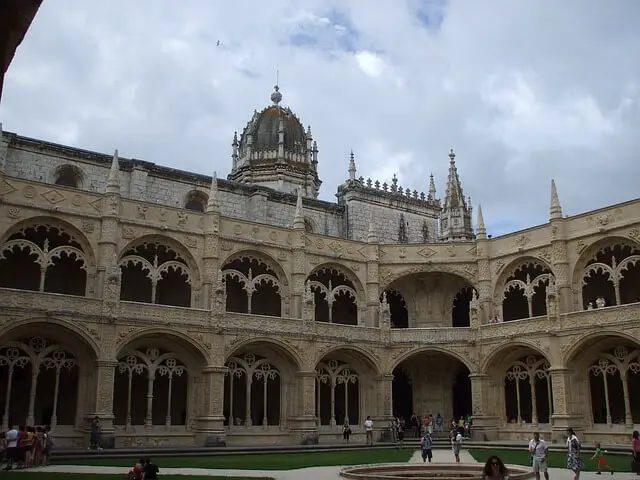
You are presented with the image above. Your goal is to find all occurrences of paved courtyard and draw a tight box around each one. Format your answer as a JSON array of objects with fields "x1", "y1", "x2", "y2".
[{"x1": 28, "y1": 448, "x2": 637, "y2": 479}]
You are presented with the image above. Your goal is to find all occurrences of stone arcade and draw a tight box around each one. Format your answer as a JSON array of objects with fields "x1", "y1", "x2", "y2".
[{"x1": 0, "y1": 86, "x2": 639, "y2": 448}]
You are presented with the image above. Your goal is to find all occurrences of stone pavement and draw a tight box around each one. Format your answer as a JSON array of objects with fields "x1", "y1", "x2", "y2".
[{"x1": 27, "y1": 449, "x2": 638, "y2": 479}]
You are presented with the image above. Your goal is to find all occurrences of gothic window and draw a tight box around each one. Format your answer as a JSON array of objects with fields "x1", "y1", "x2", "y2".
[
  {"x1": 307, "y1": 266, "x2": 358, "y2": 325},
  {"x1": 380, "y1": 289, "x2": 408, "y2": 328},
  {"x1": 221, "y1": 255, "x2": 282, "y2": 317},
  {"x1": 315, "y1": 360, "x2": 360, "y2": 425},
  {"x1": 0, "y1": 224, "x2": 88, "y2": 296},
  {"x1": 119, "y1": 240, "x2": 192, "y2": 307},
  {"x1": 501, "y1": 261, "x2": 553, "y2": 322},
  {"x1": 184, "y1": 190, "x2": 208, "y2": 213},
  {"x1": 53, "y1": 164, "x2": 84, "y2": 189}
]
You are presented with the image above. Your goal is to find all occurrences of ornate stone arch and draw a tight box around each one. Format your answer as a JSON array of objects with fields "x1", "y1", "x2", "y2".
[
  {"x1": 0, "y1": 317, "x2": 100, "y2": 361},
  {"x1": 563, "y1": 329, "x2": 640, "y2": 367},
  {"x1": 570, "y1": 236, "x2": 640, "y2": 309},
  {"x1": 115, "y1": 327, "x2": 210, "y2": 365},
  {"x1": 49, "y1": 163, "x2": 86, "y2": 189},
  {"x1": 225, "y1": 336, "x2": 303, "y2": 373},
  {"x1": 119, "y1": 234, "x2": 201, "y2": 282},
  {"x1": 493, "y1": 256, "x2": 554, "y2": 303},
  {"x1": 380, "y1": 264, "x2": 478, "y2": 293},
  {"x1": 221, "y1": 249, "x2": 290, "y2": 289},
  {"x1": 1, "y1": 216, "x2": 97, "y2": 269},
  {"x1": 480, "y1": 340, "x2": 552, "y2": 375},
  {"x1": 389, "y1": 346, "x2": 475, "y2": 374},
  {"x1": 307, "y1": 262, "x2": 365, "y2": 303},
  {"x1": 314, "y1": 344, "x2": 381, "y2": 376}
]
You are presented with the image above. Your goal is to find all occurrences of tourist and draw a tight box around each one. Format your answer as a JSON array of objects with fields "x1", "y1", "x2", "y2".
[
  {"x1": 40, "y1": 426, "x2": 51, "y2": 467},
  {"x1": 342, "y1": 419, "x2": 351, "y2": 443},
  {"x1": 142, "y1": 458, "x2": 160, "y2": 480},
  {"x1": 436, "y1": 413, "x2": 444, "y2": 435},
  {"x1": 428, "y1": 414, "x2": 434, "y2": 435},
  {"x1": 452, "y1": 428, "x2": 463, "y2": 463},
  {"x1": 410, "y1": 414, "x2": 419, "y2": 438},
  {"x1": 396, "y1": 419, "x2": 405, "y2": 449},
  {"x1": 566, "y1": 428, "x2": 584, "y2": 480},
  {"x1": 528, "y1": 432, "x2": 549, "y2": 480},
  {"x1": 632, "y1": 431, "x2": 640, "y2": 475},
  {"x1": 421, "y1": 431, "x2": 433, "y2": 463},
  {"x1": 483, "y1": 455, "x2": 509, "y2": 480},
  {"x1": 364, "y1": 416, "x2": 374, "y2": 446},
  {"x1": 89, "y1": 416, "x2": 102, "y2": 451},
  {"x1": 591, "y1": 441, "x2": 613, "y2": 475},
  {"x1": 126, "y1": 457, "x2": 146, "y2": 480},
  {"x1": 2, "y1": 425, "x2": 19, "y2": 471}
]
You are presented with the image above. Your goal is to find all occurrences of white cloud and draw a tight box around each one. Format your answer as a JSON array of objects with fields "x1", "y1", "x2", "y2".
[{"x1": 1, "y1": 0, "x2": 639, "y2": 235}]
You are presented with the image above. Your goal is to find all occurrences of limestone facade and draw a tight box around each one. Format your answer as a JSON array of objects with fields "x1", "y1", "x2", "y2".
[{"x1": 0, "y1": 89, "x2": 640, "y2": 448}]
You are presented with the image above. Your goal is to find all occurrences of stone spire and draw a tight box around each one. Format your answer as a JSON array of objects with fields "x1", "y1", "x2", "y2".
[
  {"x1": 550, "y1": 179, "x2": 563, "y2": 220},
  {"x1": 105, "y1": 149, "x2": 121, "y2": 194},
  {"x1": 348, "y1": 150, "x2": 356, "y2": 181},
  {"x1": 367, "y1": 213, "x2": 377, "y2": 243},
  {"x1": 292, "y1": 187, "x2": 305, "y2": 229},
  {"x1": 207, "y1": 172, "x2": 219, "y2": 212},
  {"x1": 438, "y1": 149, "x2": 474, "y2": 242},
  {"x1": 428, "y1": 173, "x2": 436, "y2": 200},
  {"x1": 476, "y1": 204, "x2": 486, "y2": 240}
]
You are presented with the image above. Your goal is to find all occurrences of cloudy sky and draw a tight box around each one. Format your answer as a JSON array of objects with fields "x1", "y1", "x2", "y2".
[{"x1": 1, "y1": 0, "x2": 639, "y2": 236}]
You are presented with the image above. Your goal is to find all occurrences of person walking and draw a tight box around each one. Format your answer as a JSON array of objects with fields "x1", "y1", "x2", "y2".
[{"x1": 529, "y1": 432, "x2": 549, "y2": 480}]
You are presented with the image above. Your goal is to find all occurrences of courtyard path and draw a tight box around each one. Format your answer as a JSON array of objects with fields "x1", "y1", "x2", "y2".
[{"x1": 25, "y1": 449, "x2": 637, "y2": 480}]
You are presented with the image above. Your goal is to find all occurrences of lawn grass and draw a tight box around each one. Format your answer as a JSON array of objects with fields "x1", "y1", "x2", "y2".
[
  {"x1": 469, "y1": 449, "x2": 634, "y2": 473},
  {"x1": 52, "y1": 448, "x2": 414, "y2": 470},
  {"x1": 0, "y1": 475, "x2": 269, "y2": 480}
]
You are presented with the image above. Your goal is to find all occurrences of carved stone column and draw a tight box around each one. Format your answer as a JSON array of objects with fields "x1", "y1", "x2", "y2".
[
  {"x1": 87, "y1": 360, "x2": 117, "y2": 448},
  {"x1": 291, "y1": 245, "x2": 306, "y2": 319},
  {"x1": 98, "y1": 151, "x2": 122, "y2": 307},
  {"x1": 289, "y1": 371, "x2": 319, "y2": 444},
  {"x1": 365, "y1": 227, "x2": 379, "y2": 327},
  {"x1": 469, "y1": 373, "x2": 499, "y2": 440},
  {"x1": 549, "y1": 367, "x2": 581, "y2": 442},
  {"x1": 194, "y1": 365, "x2": 227, "y2": 447},
  {"x1": 549, "y1": 181, "x2": 572, "y2": 313},
  {"x1": 376, "y1": 373, "x2": 393, "y2": 422},
  {"x1": 204, "y1": 174, "x2": 221, "y2": 310}
]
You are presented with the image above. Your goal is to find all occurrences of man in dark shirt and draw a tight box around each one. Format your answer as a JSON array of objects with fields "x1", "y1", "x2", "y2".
[{"x1": 143, "y1": 458, "x2": 159, "y2": 479}]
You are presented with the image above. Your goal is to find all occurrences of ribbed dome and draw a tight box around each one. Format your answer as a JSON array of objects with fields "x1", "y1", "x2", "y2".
[{"x1": 243, "y1": 106, "x2": 306, "y2": 154}]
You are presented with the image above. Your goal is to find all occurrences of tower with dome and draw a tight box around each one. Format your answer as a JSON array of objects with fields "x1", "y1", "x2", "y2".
[{"x1": 0, "y1": 83, "x2": 639, "y2": 449}]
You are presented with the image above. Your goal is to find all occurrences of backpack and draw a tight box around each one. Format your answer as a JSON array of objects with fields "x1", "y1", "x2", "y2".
[{"x1": 422, "y1": 436, "x2": 432, "y2": 449}]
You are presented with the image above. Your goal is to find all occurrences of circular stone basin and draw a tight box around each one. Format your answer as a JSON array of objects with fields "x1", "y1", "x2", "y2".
[{"x1": 340, "y1": 463, "x2": 535, "y2": 480}]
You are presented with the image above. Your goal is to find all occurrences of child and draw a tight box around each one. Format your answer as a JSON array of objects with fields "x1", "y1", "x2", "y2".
[
  {"x1": 421, "y1": 432, "x2": 433, "y2": 463},
  {"x1": 591, "y1": 442, "x2": 614, "y2": 475}
]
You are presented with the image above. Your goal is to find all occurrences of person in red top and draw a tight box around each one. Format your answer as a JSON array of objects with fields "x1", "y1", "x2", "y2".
[
  {"x1": 632, "y1": 431, "x2": 640, "y2": 475},
  {"x1": 126, "y1": 457, "x2": 146, "y2": 480}
]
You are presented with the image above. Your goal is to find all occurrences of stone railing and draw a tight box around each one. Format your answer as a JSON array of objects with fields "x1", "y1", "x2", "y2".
[
  {"x1": 391, "y1": 327, "x2": 473, "y2": 344},
  {"x1": 560, "y1": 301, "x2": 640, "y2": 330},
  {"x1": 0, "y1": 288, "x2": 103, "y2": 316},
  {"x1": 479, "y1": 315, "x2": 549, "y2": 338},
  {"x1": 119, "y1": 301, "x2": 209, "y2": 326}
]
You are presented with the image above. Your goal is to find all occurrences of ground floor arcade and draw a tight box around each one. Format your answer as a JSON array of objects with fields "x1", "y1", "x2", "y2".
[{"x1": 1, "y1": 323, "x2": 639, "y2": 446}]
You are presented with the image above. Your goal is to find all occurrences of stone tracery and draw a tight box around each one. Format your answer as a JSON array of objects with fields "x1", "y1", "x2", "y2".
[
  {"x1": 307, "y1": 265, "x2": 358, "y2": 325},
  {"x1": 379, "y1": 289, "x2": 408, "y2": 328},
  {"x1": 587, "y1": 346, "x2": 640, "y2": 425},
  {"x1": 0, "y1": 224, "x2": 89, "y2": 296},
  {"x1": 315, "y1": 359, "x2": 360, "y2": 426},
  {"x1": 0, "y1": 336, "x2": 79, "y2": 431},
  {"x1": 223, "y1": 353, "x2": 281, "y2": 427},
  {"x1": 504, "y1": 355, "x2": 552, "y2": 424},
  {"x1": 222, "y1": 254, "x2": 283, "y2": 317},
  {"x1": 119, "y1": 239, "x2": 192, "y2": 307},
  {"x1": 578, "y1": 241, "x2": 640, "y2": 309},
  {"x1": 113, "y1": 348, "x2": 189, "y2": 430},
  {"x1": 499, "y1": 260, "x2": 554, "y2": 321}
]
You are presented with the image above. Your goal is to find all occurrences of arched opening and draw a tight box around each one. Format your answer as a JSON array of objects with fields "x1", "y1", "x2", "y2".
[
  {"x1": 484, "y1": 345, "x2": 553, "y2": 425},
  {"x1": 53, "y1": 164, "x2": 84, "y2": 189},
  {"x1": 579, "y1": 242, "x2": 640, "y2": 309},
  {"x1": 380, "y1": 289, "x2": 408, "y2": 328},
  {"x1": 0, "y1": 224, "x2": 88, "y2": 296},
  {"x1": 119, "y1": 239, "x2": 192, "y2": 307},
  {"x1": 566, "y1": 334, "x2": 640, "y2": 427},
  {"x1": 452, "y1": 287, "x2": 475, "y2": 328},
  {"x1": 184, "y1": 190, "x2": 208, "y2": 213},
  {"x1": 114, "y1": 333, "x2": 206, "y2": 430},
  {"x1": 314, "y1": 348, "x2": 376, "y2": 428},
  {"x1": 0, "y1": 324, "x2": 97, "y2": 432},
  {"x1": 307, "y1": 266, "x2": 358, "y2": 325},
  {"x1": 221, "y1": 254, "x2": 282, "y2": 317},
  {"x1": 500, "y1": 260, "x2": 553, "y2": 322},
  {"x1": 392, "y1": 351, "x2": 471, "y2": 430},
  {"x1": 224, "y1": 342, "x2": 299, "y2": 429},
  {"x1": 384, "y1": 271, "x2": 475, "y2": 328}
]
